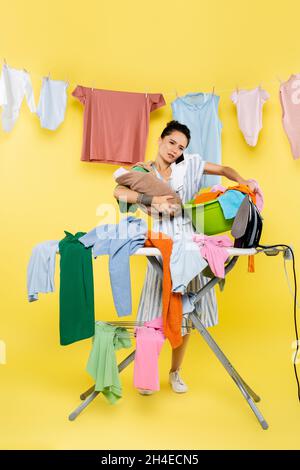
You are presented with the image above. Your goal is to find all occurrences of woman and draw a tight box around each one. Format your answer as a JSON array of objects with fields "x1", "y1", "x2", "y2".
[{"x1": 114, "y1": 120, "x2": 257, "y2": 394}]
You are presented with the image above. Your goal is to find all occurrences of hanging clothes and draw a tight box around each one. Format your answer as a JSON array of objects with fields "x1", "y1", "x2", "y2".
[
  {"x1": 133, "y1": 317, "x2": 165, "y2": 392},
  {"x1": 170, "y1": 232, "x2": 207, "y2": 294},
  {"x1": 71, "y1": 86, "x2": 166, "y2": 165},
  {"x1": 144, "y1": 231, "x2": 183, "y2": 349},
  {"x1": 279, "y1": 74, "x2": 300, "y2": 159},
  {"x1": 36, "y1": 77, "x2": 68, "y2": 130},
  {"x1": 78, "y1": 216, "x2": 147, "y2": 317},
  {"x1": 231, "y1": 86, "x2": 269, "y2": 147},
  {"x1": 86, "y1": 322, "x2": 132, "y2": 404},
  {"x1": 171, "y1": 93, "x2": 223, "y2": 188},
  {"x1": 0, "y1": 63, "x2": 36, "y2": 131},
  {"x1": 27, "y1": 240, "x2": 59, "y2": 302},
  {"x1": 59, "y1": 231, "x2": 95, "y2": 346},
  {"x1": 192, "y1": 234, "x2": 233, "y2": 278}
]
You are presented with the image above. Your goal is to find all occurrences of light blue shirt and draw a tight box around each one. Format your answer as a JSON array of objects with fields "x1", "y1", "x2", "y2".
[
  {"x1": 170, "y1": 232, "x2": 207, "y2": 294},
  {"x1": 218, "y1": 190, "x2": 246, "y2": 219},
  {"x1": 79, "y1": 217, "x2": 147, "y2": 317},
  {"x1": 172, "y1": 93, "x2": 223, "y2": 188},
  {"x1": 27, "y1": 240, "x2": 59, "y2": 301}
]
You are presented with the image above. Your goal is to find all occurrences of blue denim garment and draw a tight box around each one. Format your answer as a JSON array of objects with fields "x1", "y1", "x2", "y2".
[{"x1": 79, "y1": 217, "x2": 147, "y2": 317}]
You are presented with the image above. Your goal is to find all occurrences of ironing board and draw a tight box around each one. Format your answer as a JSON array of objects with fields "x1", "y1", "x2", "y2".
[{"x1": 67, "y1": 245, "x2": 274, "y2": 429}]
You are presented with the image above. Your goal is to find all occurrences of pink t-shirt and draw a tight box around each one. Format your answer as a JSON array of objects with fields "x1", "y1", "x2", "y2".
[
  {"x1": 279, "y1": 75, "x2": 300, "y2": 159},
  {"x1": 72, "y1": 86, "x2": 166, "y2": 165}
]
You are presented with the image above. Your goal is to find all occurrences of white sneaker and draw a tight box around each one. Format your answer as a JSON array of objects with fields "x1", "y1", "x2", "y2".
[
  {"x1": 138, "y1": 389, "x2": 154, "y2": 395},
  {"x1": 169, "y1": 369, "x2": 188, "y2": 393}
]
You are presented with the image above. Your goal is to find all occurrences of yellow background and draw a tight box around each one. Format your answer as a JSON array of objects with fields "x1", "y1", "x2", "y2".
[{"x1": 0, "y1": 0, "x2": 299, "y2": 450}]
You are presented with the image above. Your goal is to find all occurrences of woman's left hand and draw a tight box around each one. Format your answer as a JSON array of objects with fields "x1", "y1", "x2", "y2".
[{"x1": 241, "y1": 179, "x2": 257, "y2": 193}]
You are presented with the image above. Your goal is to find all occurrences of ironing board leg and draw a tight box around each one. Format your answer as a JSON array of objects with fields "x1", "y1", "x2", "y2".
[
  {"x1": 190, "y1": 313, "x2": 269, "y2": 430},
  {"x1": 80, "y1": 385, "x2": 95, "y2": 400},
  {"x1": 68, "y1": 350, "x2": 136, "y2": 421},
  {"x1": 69, "y1": 391, "x2": 100, "y2": 421}
]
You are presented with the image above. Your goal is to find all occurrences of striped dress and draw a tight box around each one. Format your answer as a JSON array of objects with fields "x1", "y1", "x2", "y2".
[{"x1": 136, "y1": 153, "x2": 218, "y2": 336}]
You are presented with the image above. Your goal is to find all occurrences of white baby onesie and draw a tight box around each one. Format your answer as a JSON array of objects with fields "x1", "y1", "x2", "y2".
[
  {"x1": 0, "y1": 63, "x2": 36, "y2": 132},
  {"x1": 231, "y1": 86, "x2": 269, "y2": 146},
  {"x1": 36, "y1": 77, "x2": 69, "y2": 130}
]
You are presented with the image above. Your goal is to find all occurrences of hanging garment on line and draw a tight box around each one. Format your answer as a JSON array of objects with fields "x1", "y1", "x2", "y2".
[
  {"x1": 71, "y1": 86, "x2": 166, "y2": 165},
  {"x1": 171, "y1": 93, "x2": 223, "y2": 188},
  {"x1": 27, "y1": 240, "x2": 59, "y2": 302},
  {"x1": 279, "y1": 74, "x2": 300, "y2": 159},
  {"x1": 59, "y1": 231, "x2": 95, "y2": 346},
  {"x1": 231, "y1": 86, "x2": 269, "y2": 147},
  {"x1": 0, "y1": 63, "x2": 36, "y2": 131},
  {"x1": 87, "y1": 322, "x2": 132, "y2": 404},
  {"x1": 36, "y1": 77, "x2": 68, "y2": 130},
  {"x1": 79, "y1": 216, "x2": 147, "y2": 317},
  {"x1": 133, "y1": 317, "x2": 165, "y2": 392}
]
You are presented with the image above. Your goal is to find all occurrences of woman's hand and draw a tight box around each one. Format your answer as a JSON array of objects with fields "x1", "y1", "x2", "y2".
[
  {"x1": 240, "y1": 179, "x2": 257, "y2": 193},
  {"x1": 152, "y1": 195, "x2": 180, "y2": 216}
]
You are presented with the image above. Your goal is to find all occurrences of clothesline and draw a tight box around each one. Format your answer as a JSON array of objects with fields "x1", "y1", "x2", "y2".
[{"x1": 2, "y1": 58, "x2": 290, "y2": 98}]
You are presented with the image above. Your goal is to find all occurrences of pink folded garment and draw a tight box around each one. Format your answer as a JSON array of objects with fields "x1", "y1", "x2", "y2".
[
  {"x1": 133, "y1": 316, "x2": 165, "y2": 391},
  {"x1": 192, "y1": 234, "x2": 233, "y2": 278}
]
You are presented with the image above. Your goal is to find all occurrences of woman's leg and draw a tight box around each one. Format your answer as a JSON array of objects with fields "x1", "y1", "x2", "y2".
[{"x1": 170, "y1": 333, "x2": 190, "y2": 372}]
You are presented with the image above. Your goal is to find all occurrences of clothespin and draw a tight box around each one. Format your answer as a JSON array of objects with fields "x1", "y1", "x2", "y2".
[
  {"x1": 47, "y1": 72, "x2": 51, "y2": 80},
  {"x1": 175, "y1": 89, "x2": 178, "y2": 98},
  {"x1": 66, "y1": 78, "x2": 70, "y2": 87},
  {"x1": 236, "y1": 84, "x2": 239, "y2": 93},
  {"x1": 212, "y1": 85, "x2": 215, "y2": 96},
  {"x1": 145, "y1": 90, "x2": 148, "y2": 98},
  {"x1": 3, "y1": 58, "x2": 7, "y2": 66}
]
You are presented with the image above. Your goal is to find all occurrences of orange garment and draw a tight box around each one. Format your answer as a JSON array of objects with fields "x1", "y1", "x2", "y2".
[
  {"x1": 144, "y1": 231, "x2": 183, "y2": 349},
  {"x1": 193, "y1": 184, "x2": 257, "y2": 206},
  {"x1": 193, "y1": 190, "x2": 223, "y2": 204},
  {"x1": 227, "y1": 184, "x2": 257, "y2": 205}
]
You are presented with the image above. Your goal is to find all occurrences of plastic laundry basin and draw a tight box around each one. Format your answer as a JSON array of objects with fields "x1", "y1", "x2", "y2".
[{"x1": 183, "y1": 198, "x2": 234, "y2": 235}]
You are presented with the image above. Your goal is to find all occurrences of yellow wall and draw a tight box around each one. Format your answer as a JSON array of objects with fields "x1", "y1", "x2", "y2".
[{"x1": 0, "y1": 0, "x2": 299, "y2": 450}]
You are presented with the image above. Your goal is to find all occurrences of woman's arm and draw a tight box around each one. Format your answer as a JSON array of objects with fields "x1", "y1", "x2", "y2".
[
  {"x1": 203, "y1": 162, "x2": 257, "y2": 192},
  {"x1": 113, "y1": 185, "x2": 177, "y2": 215},
  {"x1": 113, "y1": 184, "x2": 139, "y2": 204}
]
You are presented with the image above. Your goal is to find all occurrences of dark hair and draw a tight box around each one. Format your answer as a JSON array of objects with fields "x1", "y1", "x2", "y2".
[{"x1": 160, "y1": 120, "x2": 191, "y2": 147}]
